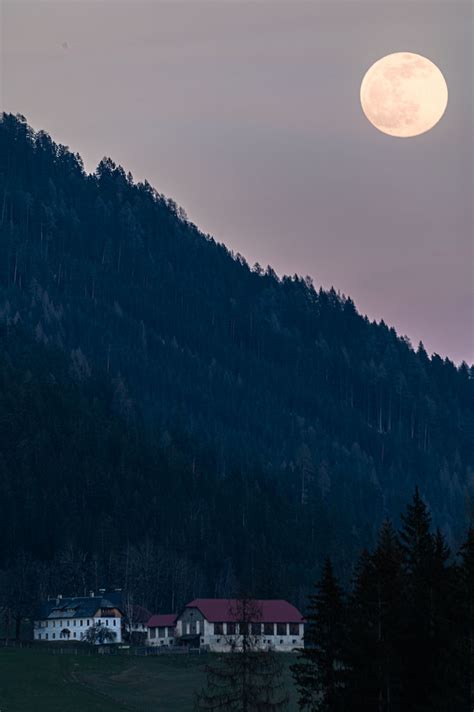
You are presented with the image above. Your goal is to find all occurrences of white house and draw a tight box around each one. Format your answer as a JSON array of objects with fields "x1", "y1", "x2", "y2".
[
  {"x1": 146, "y1": 614, "x2": 177, "y2": 647},
  {"x1": 34, "y1": 592, "x2": 123, "y2": 644},
  {"x1": 172, "y1": 598, "x2": 305, "y2": 653}
]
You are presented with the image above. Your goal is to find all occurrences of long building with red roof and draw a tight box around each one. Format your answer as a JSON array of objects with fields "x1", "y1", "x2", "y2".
[{"x1": 147, "y1": 598, "x2": 304, "y2": 652}]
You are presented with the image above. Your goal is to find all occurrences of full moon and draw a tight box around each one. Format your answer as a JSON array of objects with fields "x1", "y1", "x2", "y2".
[{"x1": 360, "y1": 52, "x2": 448, "y2": 138}]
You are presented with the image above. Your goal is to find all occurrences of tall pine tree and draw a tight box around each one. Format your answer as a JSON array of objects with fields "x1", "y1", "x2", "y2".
[
  {"x1": 398, "y1": 488, "x2": 459, "y2": 711},
  {"x1": 458, "y1": 527, "x2": 474, "y2": 711},
  {"x1": 347, "y1": 521, "x2": 404, "y2": 712},
  {"x1": 291, "y1": 558, "x2": 346, "y2": 711}
]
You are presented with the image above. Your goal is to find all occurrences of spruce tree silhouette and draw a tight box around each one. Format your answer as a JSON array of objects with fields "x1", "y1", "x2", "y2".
[
  {"x1": 291, "y1": 559, "x2": 346, "y2": 711},
  {"x1": 195, "y1": 598, "x2": 288, "y2": 712}
]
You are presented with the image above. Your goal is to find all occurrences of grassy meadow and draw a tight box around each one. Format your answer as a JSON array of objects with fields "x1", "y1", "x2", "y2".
[{"x1": 0, "y1": 647, "x2": 300, "y2": 711}]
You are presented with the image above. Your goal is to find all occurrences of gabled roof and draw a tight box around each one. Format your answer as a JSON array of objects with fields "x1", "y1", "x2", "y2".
[
  {"x1": 35, "y1": 594, "x2": 122, "y2": 620},
  {"x1": 184, "y1": 599, "x2": 304, "y2": 624},
  {"x1": 147, "y1": 613, "x2": 177, "y2": 628}
]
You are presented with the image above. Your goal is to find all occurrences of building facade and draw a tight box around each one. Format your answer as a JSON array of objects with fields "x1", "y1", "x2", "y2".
[
  {"x1": 34, "y1": 593, "x2": 123, "y2": 644},
  {"x1": 146, "y1": 614, "x2": 177, "y2": 647},
  {"x1": 170, "y1": 599, "x2": 304, "y2": 652}
]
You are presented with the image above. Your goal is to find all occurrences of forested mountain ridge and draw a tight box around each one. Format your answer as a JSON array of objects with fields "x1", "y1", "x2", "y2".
[{"x1": 0, "y1": 113, "x2": 472, "y2": 609}]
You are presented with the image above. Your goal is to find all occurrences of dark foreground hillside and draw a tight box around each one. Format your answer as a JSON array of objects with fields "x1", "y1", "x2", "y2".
[
  {"x1": 0, "y1": 113, "x2": 472, "y2": 609},
  {"x1": 0, "y1": 648, "x2": 299, "y2": 712}
]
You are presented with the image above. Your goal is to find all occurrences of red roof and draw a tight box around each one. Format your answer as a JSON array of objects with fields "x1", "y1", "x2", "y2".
[
  {"x1": 147, "y1": 614, "x2": 177, "y2": 628},
  {"x1": 185, "y1": 599, "x2": 304, "y2": 624}
]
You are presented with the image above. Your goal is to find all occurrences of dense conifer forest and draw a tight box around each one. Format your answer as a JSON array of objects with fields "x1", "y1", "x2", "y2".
[
  {"x1": 0, "y1": 113, "x2": 472, "y2": 623},
  {"x1": 292, "y1": 491, "x2": 473, "y2": 711}
]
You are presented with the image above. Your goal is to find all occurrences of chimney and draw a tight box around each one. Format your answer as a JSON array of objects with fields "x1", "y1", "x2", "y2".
[
  {"x1": 89, "y1": 590, "x2": 95, "y2": 598},
  {"x1": 56, "y1": 594, "x2": 63, "y2": 605}
]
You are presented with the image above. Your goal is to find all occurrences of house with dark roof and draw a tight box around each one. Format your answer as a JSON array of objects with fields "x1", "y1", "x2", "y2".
[
  {"x1": 171, "y1": 598, "x2": 304, "y2": 652},
  {"x1": 34, "y1": 591, "x2": 124, "y2": 644},
  {"x1": 146, "y1": 613, "x2": 178, "y2": 647}
]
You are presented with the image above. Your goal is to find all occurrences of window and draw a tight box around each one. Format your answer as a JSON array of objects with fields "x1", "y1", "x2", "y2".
[
  {"x1": 73, "y1": 620, "x2": 76, "y2": 626},
  {"x1": 276, "y1": 623, "x2": 286, "y2": 636},
  {"x1": 52, "y1": 633, "x2": 56, "y2": 639},
  {"x1": 239, "y1": 623, "x2": 248, "y2": 635},
  {"x1": 80, "y1": 620, "x2": 83, "y2": 626},
  {"x1": 158, "y1": 627, "x2": 166, "y2": 638},
  {"x1": 150, "y1": 628, "x2": 156, "y2": 639},
  {"x1": 73, "y1": 632, "x2": 76, "y2": 638},
  {"x1": 106, "y1": 619, "x2": 109, "y2": 626},
  {"x1": 52, "y1": 621, "x2": 55, "y2": 628},
  {"x1": 113, "y1": 619, "x2": 116, "y2": 626},
  {"x1": 289, "y1": 623, "x2": 299, "y2": 636},
  {"x1": 38, "y1": 633, "x2": 42, "y2": 640},
  {"x1": 251, "y1": 623, "x2": 261, "y2": 635},
  {"x1": 87, "y1": 620, "x2": 89, "y2": 626},
  {"x1": 264, "y1": 623, "x2": 274, "y2": 635},
  {"x1": 60, "y1": 620, "x2": 63, "y2": 627},
  {"x1": 67, "y1": 620, "x2": 70, "y2": 626},
  {"x1": 227, "y1": 623, "x2": 236, "y2": 635},
  {"x1": 45, "y1": 633, "x2": 48, "y2": 640},
  {"x1": 214, "y1": 623, "x2": 224, "y2": 635}
]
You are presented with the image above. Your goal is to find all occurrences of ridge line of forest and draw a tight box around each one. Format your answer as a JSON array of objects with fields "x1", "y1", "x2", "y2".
[{"x1": 0, "y1": 112, "x2": 472, "y2": 614}]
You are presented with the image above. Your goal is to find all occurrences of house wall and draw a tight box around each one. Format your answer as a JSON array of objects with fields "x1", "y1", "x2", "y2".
[
  {"x1": 34, "y1": 616, "x2": 122, "y2": 643},
  {"x1": 132, "y1": 622, "x2": 148, "y2": 633},
  {"x1": 174, "y1": 613, "x2": 304, "y2": 652},
  {"x1": 147, "y1": 625, "x2": 175, "y2": 646},
  {"x1": 201, "y1": 621, "x2": 304, "y2": 652},
  {"x1": 176, "y1": 607, "x2": 205, "y2": 636}
]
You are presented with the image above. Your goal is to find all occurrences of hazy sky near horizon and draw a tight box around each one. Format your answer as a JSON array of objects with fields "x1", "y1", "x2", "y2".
[{"x1": 1, "y1": 0, "x2": 472, "y2": 363}]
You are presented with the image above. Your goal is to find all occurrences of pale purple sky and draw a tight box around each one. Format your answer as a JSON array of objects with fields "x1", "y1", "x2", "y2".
[{"x1": 1, "y1": 1, "x2": 472, "y2": 363}]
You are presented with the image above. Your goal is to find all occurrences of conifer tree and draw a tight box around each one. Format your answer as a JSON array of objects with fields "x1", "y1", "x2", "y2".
[
  {"x1": 345, "y1": 549, "x2": 377, "y2": 711},
  {"x1": 399, "y1": 487, "x2": 434, "y2": 578},
  {"x1": 429, "y1": 528, "x2": 460, "y2": 711},
  {"x1": 347, "y1": 521, "x2": 404, "y2": 712},
  {"x1": 195, "y1": 598, "x2": 288, "y2": 712},
  {"x1": 291, "y1": 559, "x2": 346, "y2": 711},
  {"x1": 458, "y1": 527, "x2": 474, "y2": 711},
  {"x1": 398, "y1": 488, "x2": 441, "y2": 711}
]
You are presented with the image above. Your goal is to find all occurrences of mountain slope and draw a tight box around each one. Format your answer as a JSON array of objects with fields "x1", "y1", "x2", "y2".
[{"x1": 0, "y1": 113, "x2": 472, "y2": 605}]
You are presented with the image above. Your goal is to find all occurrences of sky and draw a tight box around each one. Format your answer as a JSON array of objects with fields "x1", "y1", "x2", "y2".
[{"x1": 1, "y1": 0, "x2": 472, "y2": 363}]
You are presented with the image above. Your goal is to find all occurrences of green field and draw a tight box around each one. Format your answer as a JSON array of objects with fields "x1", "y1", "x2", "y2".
[{"x1": 0, "y1": 648, "x2": 300, "y2": 711}]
